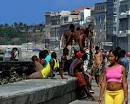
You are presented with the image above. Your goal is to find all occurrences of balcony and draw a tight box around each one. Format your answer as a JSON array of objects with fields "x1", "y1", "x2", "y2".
[{"x1": 119, "y1": 11, "x2": 130, "y2": 19}]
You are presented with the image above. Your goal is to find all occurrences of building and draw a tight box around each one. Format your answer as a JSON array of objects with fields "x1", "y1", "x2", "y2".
[
  {"x1": 44, "y1": 11, "x2": 80, "y2": 49},
  {"x1": 92, "y1": 2, "x2": 107, "y2": 49},
  {"x1": 117, "y1": 0, "x2": 130, "y2": 52},
  {"x1": 107, "y1": 0, "x2": 130, "y2": 51},
  {"x1": 77, "y1": 7, "x2": 92, "y2": 27}
]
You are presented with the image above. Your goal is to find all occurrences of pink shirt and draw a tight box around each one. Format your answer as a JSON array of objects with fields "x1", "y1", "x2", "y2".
[{"x1": 106, "y1": 65, "x2": 123, "y2": 83}]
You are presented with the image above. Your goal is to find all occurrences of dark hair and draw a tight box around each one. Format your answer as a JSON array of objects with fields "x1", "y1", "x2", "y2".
[
  {"x1": 51, "y1": 52, "x2": 57, "y2": 59},
  {"x1": 119, "y1": 49, "x2": 126, "y2": 58},
  {"x1": 76, "y1": 27, "x2": 80, "y2": 31},
  {"x1": 82, "y1": 53, "x2": 88, "y2": 61},
  {"x1": 63, "y1": 47, "x2": 69, "y2": 55},
  {"x1": 95, "y1": 46, "x2": 99, "y2": 50},
  {"x1": 111, "y1": 49, "x2": 119, "y2": 60},
  {"x1": 39, "y1": 50, "x2": 49, "y2": 59},
  {"x1": 63, "y1": 47, "x2": 69, "y2": 52},
  {"x1": 32, "y1": 55, "x2": 38, "y2": 62},
  {"x1": 69, "y1": 24, "x2": 75, "y2": 29},
  {"x1": 115, "y1": 47, "x2": 121, "y2": 51}
]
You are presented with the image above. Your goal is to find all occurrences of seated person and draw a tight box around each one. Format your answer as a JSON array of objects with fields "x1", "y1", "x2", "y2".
[
  {"x1": 60, "y1": 47, "x2": 72, "y2": 74},
  {"x1": 69, "y1": 51, "x2": 94, "y2": 100},
  {"x1": 50, "y1": 52, "x2": 63, "y2": 79},
  {"x1": 28, "y1": 50, "x2": 52, "y2": 79},
  {"x1": 31, "y1": 55, "x2": 43, "y2": 72}
]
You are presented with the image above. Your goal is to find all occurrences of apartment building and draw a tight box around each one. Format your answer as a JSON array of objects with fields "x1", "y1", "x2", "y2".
[
  {"x1": 44, "y1": 11, "x2": 80, "y2": 49},
  {"x1": 92, "y1": 2, "x2": 107, "y2": 49}
]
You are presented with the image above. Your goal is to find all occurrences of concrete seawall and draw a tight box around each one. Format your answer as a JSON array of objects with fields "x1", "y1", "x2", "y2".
[{"x1": 0, "y1": 76, "x2": 77, "y2": 104}]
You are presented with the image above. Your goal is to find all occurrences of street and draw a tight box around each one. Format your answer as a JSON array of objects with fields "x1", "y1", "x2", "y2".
[{"x1": 70, "y1": 72, "x2": 130, "y2": 104}]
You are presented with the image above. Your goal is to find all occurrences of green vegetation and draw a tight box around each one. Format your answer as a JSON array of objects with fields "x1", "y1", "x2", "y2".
[
  {"x1": 0, "y1": 23, "x2": 44, "y2": 45},
  {"x1": 0, "y1": 27, "x2": 27, "y2": 45}
]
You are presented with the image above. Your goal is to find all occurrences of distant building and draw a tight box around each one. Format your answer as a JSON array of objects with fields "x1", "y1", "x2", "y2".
[
  {"x1": 107, "y1": 0, "x2": 130, "y2": 51},
  {"x1": 44, "y1": 11, "x2": 80, "y2": 49},
  {"x1": 117, "y1": 0, "x2": 130, "y2": 52},
  {"x1": 74, "y1": 7, "x2": 92, "y2": 27},
  {"x1": 92, "y1": 2, "x2": 107, "y2": 49}
]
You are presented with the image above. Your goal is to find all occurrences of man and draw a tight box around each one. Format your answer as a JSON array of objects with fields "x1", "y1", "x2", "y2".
[
  {"x1": 119, "y1": 49, "x2": 129, "y2": 78},
  {"x1": 92, "y1": 46, "x2": 103, "y2": 86},
  {"x1": 62, "y1": 24, "x2": 76, "y2": 57},
  {"x1": 74, "y1": 27, "x2": 86, "y2": 51}
]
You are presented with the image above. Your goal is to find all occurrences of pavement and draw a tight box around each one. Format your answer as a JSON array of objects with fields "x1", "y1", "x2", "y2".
[{"x1": 70, "y1": 72, "x2": 130, "y2": 104}]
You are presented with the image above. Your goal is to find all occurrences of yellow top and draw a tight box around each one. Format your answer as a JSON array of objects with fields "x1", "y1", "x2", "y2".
[
  {"x1": 41, "y1": 63, "x2": 51, "y2": 78},
  {"x1": 54, "y1": 59, "x2": 59, "y2": 71}
]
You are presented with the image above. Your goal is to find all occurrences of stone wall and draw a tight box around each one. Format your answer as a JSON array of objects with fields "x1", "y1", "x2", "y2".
[{"x1": 0, "y1": 76, "x2": 77, "y2": 104}]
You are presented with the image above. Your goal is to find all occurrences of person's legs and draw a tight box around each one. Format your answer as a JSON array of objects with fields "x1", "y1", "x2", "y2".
[
  {"x1": 83, "y1": 86, "x2": 94, "y2": 99},
  {"x1": 114, "y1": 90, "x2": 124, "y2": 104},
  {"x1": 67, "y1": 45, "x2": 72, "y2": 58},
  {"x1": 105, "y1": 90, "x2": 114, "y2": 104},
  {"x1": 35, "y1": 61, "x2": 43, "y2": 72},
  {"x1": 28, "y1": 71, "x2": 43, "y2": 79},
  {"x1": 95, "y1": 75, "x2": 99, "y2": 86}
]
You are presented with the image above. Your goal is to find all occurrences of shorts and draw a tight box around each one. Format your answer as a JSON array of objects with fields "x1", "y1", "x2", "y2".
[
  {"x1": 75, "y1": 72, "x2": 86, "y2": 88},
  {"x1": 94, "y1": 67, "x2": 102, "y2": 76}
]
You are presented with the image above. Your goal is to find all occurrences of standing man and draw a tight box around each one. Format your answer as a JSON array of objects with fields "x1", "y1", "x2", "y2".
[
  {"x1": 92, "y1": 46, "x2": 103, "y2": 86},
  {"x1": 119, "y1": 49, "x2": 129, "y2": 78},
  {"x1": 62, "y1": 24, "x2": 76, "y2": 58},
  {"x1": 74, "y1": 27, "x2": 86, "y2": 51}
]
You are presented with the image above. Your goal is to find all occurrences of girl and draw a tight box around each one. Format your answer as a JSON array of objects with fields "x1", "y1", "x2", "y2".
[{"x1": 99, "y1": 49, "x2": 128, "y2": 104}]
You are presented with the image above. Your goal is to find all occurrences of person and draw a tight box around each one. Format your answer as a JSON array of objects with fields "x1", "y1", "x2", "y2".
[
  {"x1": 78, "y1": 28, "x2": 87, "y2": 51},
  {"x1": 119, "y1": 49, "x2": 129, "y2": 78},
  {"x1": 11, "y1": 48, "x2": 19, "y2": 61},
  {"x1": 62, "y1": 24, "x2": 76, "y2": 57},
  {"x1": 92, "y1": 46, "x2": 103, "y2": 86},
  {"x1": 39, "y1": 50, "x2": 52, "y2": 65},
  {"x1": 31, "y1": 55, "x2": 43, "y2": 72},
  {"x1": 69, "y1": 51, "x2": 94, "y2": 100},
  {"x1": 28, "y1": 50, "x2": 52, "y2": 79},
  {"x1": 60, "y1": 47, "x2": 72, "y2": 74},
  {"x1": 99, "y1": 49, "x2": 128, "y2": 104},
  {"x1": 50, "y1": 52, "x2": 63, "y2": 79},
  {"x1": 74, "y1": 27, "x2": 86, "y2": 51}
]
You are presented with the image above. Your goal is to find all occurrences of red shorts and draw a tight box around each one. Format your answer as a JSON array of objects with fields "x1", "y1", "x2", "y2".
[{"x1": 75, "y1": 72, "x2": 86, "y2": 88}]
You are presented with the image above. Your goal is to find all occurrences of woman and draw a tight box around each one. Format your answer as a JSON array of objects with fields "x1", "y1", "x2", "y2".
[
  {"x1": 28, "y1": 50, "x2": 52, "y2": 79},
  {"x1": 99, "y1": 49, "x2": 128, "y2": 104}
]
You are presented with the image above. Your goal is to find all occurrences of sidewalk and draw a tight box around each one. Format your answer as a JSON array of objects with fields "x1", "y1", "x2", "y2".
[{"x1": 69, "y1": 80, "x2": 100, "y2": 104}]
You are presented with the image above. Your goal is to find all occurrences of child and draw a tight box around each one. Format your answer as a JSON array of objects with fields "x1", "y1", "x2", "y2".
[{"x1": 50, "y1": 52, "x2": 63, "y2": 79}]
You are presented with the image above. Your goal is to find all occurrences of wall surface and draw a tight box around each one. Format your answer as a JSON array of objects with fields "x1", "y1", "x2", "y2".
[{"x1": 0, "y1": 76, "x2": 77, "y2": 104}]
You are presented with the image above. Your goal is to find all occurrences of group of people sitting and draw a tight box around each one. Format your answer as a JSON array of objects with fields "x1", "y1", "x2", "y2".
[{"x1": 27, "y1": 48, "x2": 95, "y2": 100}]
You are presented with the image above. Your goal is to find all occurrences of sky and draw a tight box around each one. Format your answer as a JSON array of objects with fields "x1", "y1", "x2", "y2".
[{"x1": 0, "y1": 0, "x2": 105, "y2": 24}]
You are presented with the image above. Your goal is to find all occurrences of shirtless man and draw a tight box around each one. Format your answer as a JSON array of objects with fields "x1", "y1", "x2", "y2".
[
  {"x1": 63, "y1": 24, "x2": 76, "y2": 57},
  {"x1": 78, "y1": 28, "x2": 86, "y2": 51},
  {"x1": 74, "y1": 27, "x2": 86, "y2": 51},
  {"x1": 93, "y1": 46, "x2": 103, "y2": 85}
]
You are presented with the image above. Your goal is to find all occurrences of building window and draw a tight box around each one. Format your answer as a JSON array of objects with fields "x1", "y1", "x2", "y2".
[
  {"x1": 64, "y1": 17, "x2": 68, "y2": 23},
  {"x1": 113, "y1": 0, "x2": 117, "y2": 2},
  {"x1": 120, "y1": 4, "x2": 128, "y2": 13}
]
